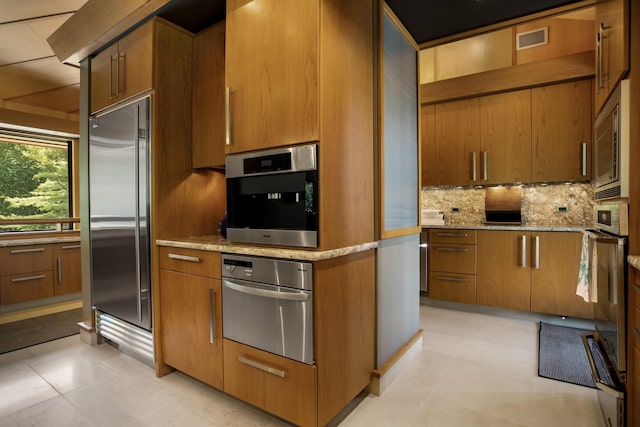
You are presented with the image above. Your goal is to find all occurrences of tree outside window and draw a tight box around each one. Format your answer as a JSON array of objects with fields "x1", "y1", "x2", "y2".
[{"x1": 0, "y1": 134, "x2": 72, "y2": 232}]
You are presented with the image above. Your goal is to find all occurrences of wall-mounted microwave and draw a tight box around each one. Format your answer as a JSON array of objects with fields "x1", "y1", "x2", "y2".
[{"x1": 594, "y1": 79, "x2": 629, "y2": 200}]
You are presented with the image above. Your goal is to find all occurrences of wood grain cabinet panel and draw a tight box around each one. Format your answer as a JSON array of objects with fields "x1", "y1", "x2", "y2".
[
  {"x1": 160, "y1": 269, "x2": 223, "y2": 389},
  {"x1": 420, "y1": 104, "x2": 436, "y2": 186},
  {"x1": 530, "y1": 232, "x2": 593, "y2": 318},
  {"x1": 429, "y1": 244, "x2": 476, "y2": 275},
  {"x1": 428, "y1": 272, "x2": 476, "y2": 304},
  {"x1": 428, "y1": 229, "x2": 477, "y2": 245},
  {"x1": 480, "y1": 89, "x2": 532, "y2": 185},
  {"x1": 0, "y1": 245, "x2": 53, "y2": 276},
  {"x1": 192, "y1": 22, "x2": 226, "y2": 168},
  {"x1": 477, "y1": 230, "x2": 532, "y2": 311},
  {"x1": 594, "y1": 0, "x2": 629, "y2": 115},
  {"x1": 531, "y1": 80, "x2": 592, "y2": 182},
  {"x1": 90, "y1": 20, "x2": 153, "y2": 114},
  {"x1": 223, "y1": 338, "x2": 317, "y2": 427},
  {"x1": 225, "y1": 0, "x2": 319, "y2": 154},
  {"x1": 1, "y1": 271, "x2": 54, "y2": 304},
  {"x1": 53, "y1": 243, "x2": 82, "y2": 296},
  {"x1": 159, "y1": 247, "x2": 221, "y2": 279},
  {"x1": 434, "y1": 98, "x2": 481, "y2": 186}
]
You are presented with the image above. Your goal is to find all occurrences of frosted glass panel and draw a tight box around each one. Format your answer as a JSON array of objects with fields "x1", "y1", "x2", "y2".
[{"x1": 383, "y1": 12, "x2": 418, "y2": 232}]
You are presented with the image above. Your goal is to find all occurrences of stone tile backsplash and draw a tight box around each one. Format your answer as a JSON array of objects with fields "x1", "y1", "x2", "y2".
[{"x1": 421, "y1": 183, "x2": 594, "y2": 227}]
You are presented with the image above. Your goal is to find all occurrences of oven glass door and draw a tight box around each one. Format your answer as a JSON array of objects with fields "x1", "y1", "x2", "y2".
[
  {"x1": 227, "y1": 170, "x2": 318, "y2": 232},
  {"x1": 595, "y1": 104, "x2": 618, "y2": 189},
  {"x1": 222, "y1": 277, "x2": 314, "y2": 365}
]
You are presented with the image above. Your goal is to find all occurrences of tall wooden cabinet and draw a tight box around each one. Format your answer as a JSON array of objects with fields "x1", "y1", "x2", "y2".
[
  {"x1": 53, "y1": 243, "x2": 82, "y2": 296},
  {"x1": 225, "y1": 0, "x2": 319, "y2": 154},
  {"x1": 90, "y1": 20, "x2": 153, "y2": 114},
  {"x1": 594, "y1": 0, "x2": 629, "y2": 115}
]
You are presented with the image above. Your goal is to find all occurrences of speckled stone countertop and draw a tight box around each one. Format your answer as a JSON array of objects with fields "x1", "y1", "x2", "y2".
[
  {"x1": 0, "y1": 235, "x2": 81, "y2": 247},
  {"x1": 422, "y1": 224, "x2": 587, "y2": 232},
  {"x1": 156, "y1": 235, "x2": 378, "y2": 261},
  {"x1": 629, "y1": 255, "x2": 640, "y2": 271}
]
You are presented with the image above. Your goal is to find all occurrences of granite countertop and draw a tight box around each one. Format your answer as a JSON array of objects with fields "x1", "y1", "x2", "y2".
[
  {"x1": 629, "y1": 255, "x2": 640, "y2": 271},
  {"x1": 0, "y1": 235, "x2": 81, "y2": 247},
  {"x1": 422, "y1": 224, "x2": 588, "y2": 232},
  {"x1": 156, "y1": 235, "x2": 378, "y2": 261}
]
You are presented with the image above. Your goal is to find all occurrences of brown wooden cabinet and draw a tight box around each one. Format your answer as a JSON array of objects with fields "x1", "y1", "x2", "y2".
[
  {"x1": 530, "y1": 232, "x2": 593, "y2": 318},
  {"x1": 477, "y1": 230, "x2": 532, "y2": 311},
  {"x1": 225, "y1": 0, "x2": 319, "y2": 154},
  {"x1": 53, "y1": 243, "x2": 82, "y2": 296},
  {"x1": 427, "y1": 229, "x2": 478, "y2": 304},
  {"x1": 531, "y1": 80, "x2": 592, "y2": 182},
  {"x1": 192, "y1": 22, "x2": 226, "y2": 168},
  {"x1": 480, "y1": 89, "x2": 532, "y2": 185},
  {"x1": 159, "y1": 247, "x2": 223, "y2": 389},
  {"x1": 434, "y1": 99, "x2": 481, "y2": 186},
  {"x1": 90, "y1": 20, "x2": 153, "y2": 114},
  {"x1": 594, "y1": 0, "x2": 629, "y2": 115},
  {"x1": 420, "y1": 105, "x2": 436, "y2": 186},
  {"x1": 0, "y1": 245, "x2": 54, "y2": 305}
]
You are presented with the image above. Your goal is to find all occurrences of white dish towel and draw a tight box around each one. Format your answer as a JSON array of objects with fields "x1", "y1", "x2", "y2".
[{"x1": 576, "y1": 231, "x2": 598, "y2": 303}]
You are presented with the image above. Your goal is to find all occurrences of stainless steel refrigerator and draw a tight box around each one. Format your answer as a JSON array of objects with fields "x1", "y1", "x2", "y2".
[{"x1": 89, "y1": 97, "x2": 152, "y2": 334}]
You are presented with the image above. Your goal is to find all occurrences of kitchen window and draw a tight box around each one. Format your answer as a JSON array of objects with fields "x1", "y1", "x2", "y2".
[{"x1": 0, "y1": 131, "x2": 74, "y2": 233}]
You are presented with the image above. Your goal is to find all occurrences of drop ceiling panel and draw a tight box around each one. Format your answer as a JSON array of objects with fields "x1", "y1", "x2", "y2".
[
  {"x1": 0, "y1": 14, "x2": 72, "y2": 66},
  {"x1": 0, "y1": 0, "x2": 86, "y2": 24},
  {"x1": 9, "y1": 84, "x2": 79, "y2": 114},
  {"x1": 0, "y1": 57, "x2": 79, "y2": 100}
]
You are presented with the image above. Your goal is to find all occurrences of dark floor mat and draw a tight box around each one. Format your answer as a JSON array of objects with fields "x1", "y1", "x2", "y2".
[{"x1": 0, "y1": 308, "x2": 81, "y2": 354}]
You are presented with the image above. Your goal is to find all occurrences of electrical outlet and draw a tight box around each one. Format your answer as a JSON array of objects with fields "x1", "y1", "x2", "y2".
[
  {"x1": 451, "y1": 207, "x2": 461, "y2": 213},
  {"x1": 556, "y1": 206, "x2": 569, "y2": 213}
]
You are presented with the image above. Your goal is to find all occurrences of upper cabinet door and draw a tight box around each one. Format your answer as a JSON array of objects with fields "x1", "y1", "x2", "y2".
[
  {"x1": 434, "y1": 98, "x2": 481, "y2": 186},
  {"x1": 595, "y1": 0, "x2": 629, "y2": 115},
  {"x1": 531, "y1": 80, "x2": 592, "y2": 183},
  {"x1": 90, "y1": 43, "x2": 119, "y2": 114},
  {"x1": 480, "y1": 89, "x2": 532, "y2": 184},
  {"x1": 225, "y1": 0, "x2": 320, "y2": 154},
  {"x1": 420, "y1": 104, "x2": 436, "y2": 186}
]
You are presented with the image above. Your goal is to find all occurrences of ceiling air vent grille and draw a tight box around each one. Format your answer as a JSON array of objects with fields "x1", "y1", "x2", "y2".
[{"x1": 516, "y1": 27, "x2": 548, "y2": 50}]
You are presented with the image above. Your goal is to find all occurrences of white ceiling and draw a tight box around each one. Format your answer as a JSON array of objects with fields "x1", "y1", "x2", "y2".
[{"x1": 0, "y1": 0, "x2": 88, "y2": 115}]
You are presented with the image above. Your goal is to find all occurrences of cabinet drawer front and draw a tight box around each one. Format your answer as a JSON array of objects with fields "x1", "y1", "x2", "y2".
[
  {"x1": 0, "y1": 245, "x2": 53, "y2": 276},
  {"x1": 159, "y1": 247, "x2": 221, "y2": 278},
  {"x1": 52, "y1": 243, "x2": 81, "y2": 254},
  {"x1": 1, "y1": 271, "x2": 54, "y2": 304},
  {"x1": 429, "y1": 243, "x2": 476, "y2": 274},
  {"x1": 428, "y1": 229, "x2": 476, "y2": 244},
  {"x1": 223, "y1": 339, "x2": 317, "y2": 427},
  {"x1": 428, "y1": 273, "x2": 476, "y2": 304}
]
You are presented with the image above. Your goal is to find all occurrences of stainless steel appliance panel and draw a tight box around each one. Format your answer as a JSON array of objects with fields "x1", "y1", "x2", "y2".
[{"x1": 89, "y1": 98, "x2": 151, "y2": 331}]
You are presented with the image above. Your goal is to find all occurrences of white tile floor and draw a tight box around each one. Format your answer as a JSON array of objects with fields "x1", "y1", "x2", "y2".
[{"x1": 0, "y1": 300, "x2": 605, "y2": 427}]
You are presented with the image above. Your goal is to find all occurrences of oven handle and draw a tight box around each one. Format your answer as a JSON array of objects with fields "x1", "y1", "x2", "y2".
[
  {"x1": 581, "y1": 333, "x2": 624, "y2": 398},
  {"x1": 223, "y1": 279, "x2": 310, "y2": 302}
]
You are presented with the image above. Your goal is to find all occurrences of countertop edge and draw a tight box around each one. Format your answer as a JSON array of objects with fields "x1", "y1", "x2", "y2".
[
  {"x1": 156, "y1": 237, "x2": 379, "y2": 261},
  {"x1": 628, "y1": 255, "x2": 640, "y2": 271},
  {"x1": 422, "y1": 225, "x2": 588, "y2": 232},
  {"x1": 0, "y1": 236, "x2": 81, "y2": 247}
]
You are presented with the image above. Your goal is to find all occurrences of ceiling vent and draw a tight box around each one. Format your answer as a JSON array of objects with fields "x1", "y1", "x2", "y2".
[{"x1": 516, "y1": 27, "x2": 548, "y2": 50}]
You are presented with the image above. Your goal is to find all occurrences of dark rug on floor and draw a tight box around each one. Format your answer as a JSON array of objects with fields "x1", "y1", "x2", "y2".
[
  {"x1": 0, "y1": 308, "x2": 81, "y2": 354},
  {"x1": 538, "y1": 322, "x2": 595, "y2": 388}
]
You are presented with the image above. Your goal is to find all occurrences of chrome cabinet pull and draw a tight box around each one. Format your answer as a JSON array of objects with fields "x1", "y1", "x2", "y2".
[
  {"x1": 435, "y1": 276, "x2": 467, "y2": 283},
  {"x1": 109, "y1": 55, "x2": 116, "y2": 98},
  {"x1": 435, "y1": 247, "x2": 468, "y2": 253},
  {"x1": 521, "y1": 235, "x2": 527, "y2": 268},
  {"x1": 60, "y1": 244, "x2": 81, "y2": 250},
  {"x1": 581, "y1": 142, "x2": 587, "y2": 176},
  {"x1": 225, "y1": 87, "x2": 232, "y2": 146},
  {"x1": 435, "y1": 232, "x2": 468, "y2": 237},
  {"x1": 10, "y1": 247, "x2": 45, "y2": 254},
  {"x1": 238, "y1": 356, "x2": 285, "y2": 378},
  {"x1": 11, "y1": 275, "x2": 46, "y2": 283},
  {"x1": 57, "y1": 257, "x2": 62, "y2": 284},
  {"x1": 209, "y1": 288, "x2": 216, "y2": 344},
  {"x1": 482, "y1": 151, "x2": 488, "y2": 181},
  {"x1": 116, "y1": 53, "x2": 125, "y2": 96},
  {"x1": 534, "y1": 236, "x2": 540, "y2": 269},
  {"x1": 472, "y1": 152, "x2": 477, "y2": 181},
  {"x1": 168, "y1": 253, "x2": 201, "y2": 263}
]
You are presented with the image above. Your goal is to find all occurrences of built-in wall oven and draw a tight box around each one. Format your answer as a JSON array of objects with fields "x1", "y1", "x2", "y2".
[
  {"x1": 221, "y1": 254, "x2": 314, "y2": 365},
  {"x1": 582, "y1": 202, "x2": 628, "y2": 427},
  {"x1": 226, "y1": 144, "x2": 318, "y2": 248}
]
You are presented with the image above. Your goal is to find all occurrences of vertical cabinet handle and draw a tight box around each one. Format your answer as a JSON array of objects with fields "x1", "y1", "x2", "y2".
[
  {"x1": 597, "y1": 27, "x2": 603, "y2": 91},
  {"x1": 209, "y1": 288, "x2": 216, "y2": 343},
  {"x1": 225, "y1": 87, "x2": 232, "y2": 146},
  {"x1": 116, "y1": 53, "x2": 125, "y2": 96},
  {"x1": 471, "y1": 152, "x2": 477, "y2": 181},
  {"x1": 109, "y1": 55, "x2": 116, "y2": 98},
  {"x1": 581, "y1": 142, "x2": 587, "y2": 176},
  {"x1": 521, "y1": 235, "x2": 527, "y2": 268},
  {"x1": 57, "y1": 257, "x2": 62, "y2": 284},
  {"x1": 482, "y1": 151, "x2": 488, "y2": 181},
  {"x1": 534, "y1": 236, "x2": 540, "y2": 269}
]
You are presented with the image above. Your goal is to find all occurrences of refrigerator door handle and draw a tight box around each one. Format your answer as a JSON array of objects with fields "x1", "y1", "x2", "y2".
[{"x1": 134, "y1": 103, "x2": 143, "y2": 324}]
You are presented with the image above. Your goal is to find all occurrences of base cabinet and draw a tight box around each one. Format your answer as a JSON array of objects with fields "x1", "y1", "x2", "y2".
[
  {"x1": 53, "y1": 243, "x2": 82, "y2": 296},
  {"x1": 223, "y1": 339, "x2": 317, "y2": 427}
]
